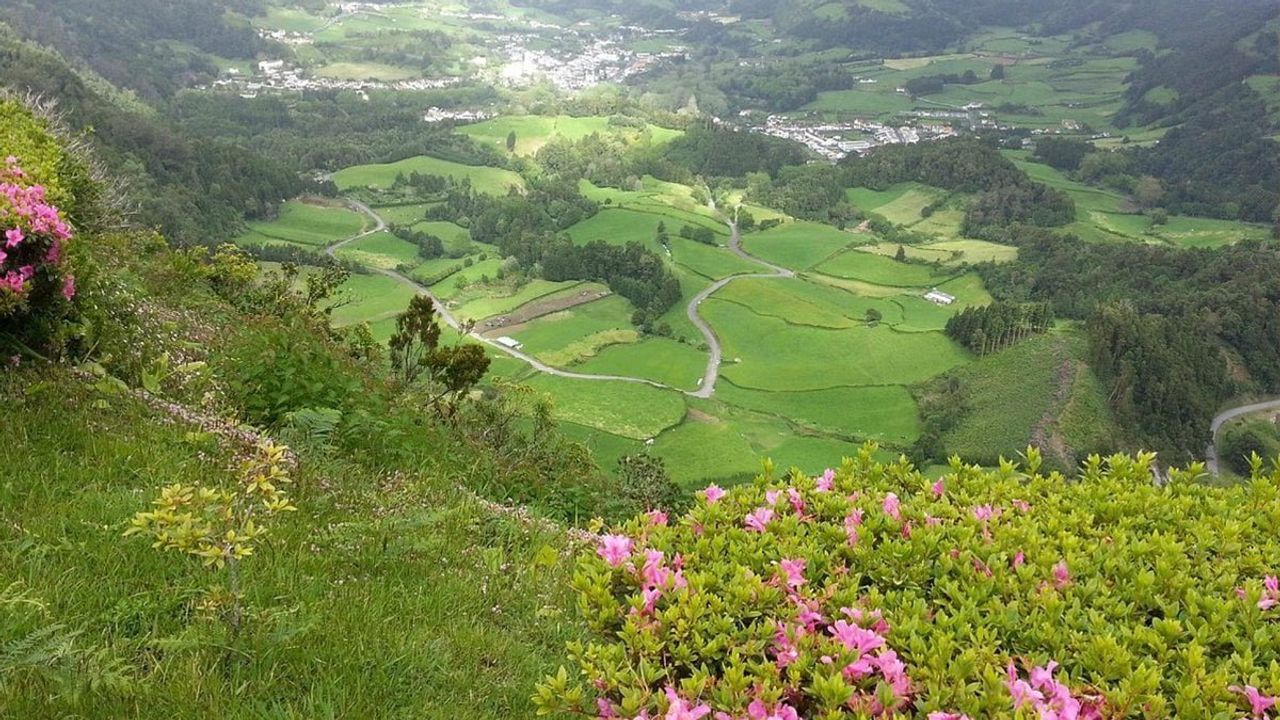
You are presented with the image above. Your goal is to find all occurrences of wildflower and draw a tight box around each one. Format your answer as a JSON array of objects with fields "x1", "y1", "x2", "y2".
[
  {"x1": 816, "y1": 468, "x2": 835, "y2": 492},
  {"x1": 702, "y1": 484, "x2": 726, "y2": 504},
  {"x1": 883, "y1": 492, "x2": 901, "y2": 521},
  {"x1": 778, "y1": 558, "x2": 805, "y2": 589},
  {"x1": 829, "y1": 618, "x2": 885, "y2": 655},
  {"x1": 1229, "y1": 685, "x2": 1277, "y2": 718},
  {"x1": 597, "y1": 534, "x2": 633, "y2": 567},
  {"x1": 744, "y1": 507, "x2": 773, "y2": 533}
]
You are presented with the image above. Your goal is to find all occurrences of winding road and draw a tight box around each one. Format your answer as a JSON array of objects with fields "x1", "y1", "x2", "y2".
[
  {"x1": 1205, "y1": 397, "x2": 1280, "y2": 474},
  {"x1": 326, "y1": 201, "x2": 792, "y2": 399}
]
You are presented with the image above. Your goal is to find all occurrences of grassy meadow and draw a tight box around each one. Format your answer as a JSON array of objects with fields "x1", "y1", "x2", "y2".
[{"x1": 332, "y1": 156, "x2": 525, "y2": 195}]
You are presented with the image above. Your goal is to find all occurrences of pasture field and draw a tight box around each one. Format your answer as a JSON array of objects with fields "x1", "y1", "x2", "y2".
[
  {"x1": 415, "y1": 220, "x2": 473, "y2": 250},
  {"x1": 523, "y1": 375, "x2": 686, "y2": 440},
  {"x1": 432, "y1": 258, "x2": 505, "y2": 299},
  {"x1": 578, "y1": 178, "x2": 726, "y2": 231},
  {"x1": 669, "y1": 236, "x2": 761, "y2": 279},
  {"x1": 713, "y1": 277, "x2": 865, "y2": 329},
  {"x1": 741, "y1": 222, "x2": 870, "y2": 270},
  {"x1": 847, "y1": 183, "x2": 946, "y2": 225},
  {"x1": 816, "y1": 248, "x2": 961, "y2": 286},
  {"x1": 856, "y1": 239, "x2": 1017, "y2": 264},
  {"x1": 374, "y1": 203, "x2": 432, "y2": 226},
  {"x1": 334, "y1": 231, "x2": 422, "y2": 270},
  {"x1": 457, "y1": 115, "x2": 682, "y2": 156},
  {"x1": 235, "y1": 200, "x2": 367, "y2": 248},
  {"x1": 573, "y1": 338, "x2": 708, "y2": 391},
  {"x1": 454, "y1": 280, "x2": 586, "y2": 322},
  {"x1": 566, "y1": 208, "x2": 669, "y2": 251},
  {"x1": 332, "y1": 156, "x2": 525, "y2": 195},
  {"x1": 706, "y1": 298, "x2": 970, "y2": 392},
  {"x1": 507, "y1": 295, "x2": 634, "y2": 358},
  {"x1": 716, "y1": 382, "x2": 922, "y2": 445},
  {"x1": 329, "y1": 272, "x2": 418, "y2": 328},
  {"x1": 313, "y1": 61, "x2": 420, "y2": 81}
]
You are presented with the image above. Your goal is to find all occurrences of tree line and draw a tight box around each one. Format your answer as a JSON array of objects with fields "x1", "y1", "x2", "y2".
[{"x1": 944, "y1": 302, "x2": 1055, "y2": 356}]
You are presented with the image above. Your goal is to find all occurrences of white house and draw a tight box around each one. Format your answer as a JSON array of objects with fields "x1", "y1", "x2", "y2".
[
  {"x1": 495, "y1": 336, "x2": 524, "y2": 350},
  {"x1": 924, "y1": 288, "x2": 956, "y2": 306}
]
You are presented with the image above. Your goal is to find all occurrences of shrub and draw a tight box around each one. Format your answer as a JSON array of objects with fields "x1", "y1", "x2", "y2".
[{"x1": 538, "y1": 446, "x2": 1280, "y2": 719}]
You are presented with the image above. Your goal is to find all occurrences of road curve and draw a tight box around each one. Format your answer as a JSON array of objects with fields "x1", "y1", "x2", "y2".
[
  {"x1": 685, "y1": 221, "x2": 795, "y2": 398},
  {"x1": 327, "y1": 201, "x2": 793, "y2": 399},
  {"x1": 1205, "y1": 397, "x2": 1280, "y2": 474}
]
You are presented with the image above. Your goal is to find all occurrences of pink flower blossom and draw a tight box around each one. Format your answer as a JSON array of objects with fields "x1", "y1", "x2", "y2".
[
  {"x1": 778, "y1": 558, "x2": 805, "y2": 589},
  {"x1": 901, "y1": 521, "x2": 912, "y2": 539},
  {"x1": 931, "y1": 479, "x2": 945, "y2": 499},
  {"x1": 702, "y1": 485, "x2": 726, "y2": 504},
  {"x1": 925, "y1": 515, "x2": 942, "y2": 527},
  {"x1": 746, "y1": 699, "x2": 799, "y2": 720},
  {"x1": 1261, "y1": 576, "x2": 1280, "y2": 610},
  {"x1": 971, "y1": 504, "x2": 997, "y2": 522},
  {"x1": 599, "y1": 698, "x2": 618, "y2": 719},
  {"x1": 61, "y1": 275, "x2": 75, "y2": 300},
  {"x1": 1052, "y1": 560, "x2": 1071, "y2": 589},
  {"x1": 1230, "y1": 684, "x2": 1278, "y2": 718},
  {"x1": 1012, "y1": 551, "x2": 1026, "y2": 569},
  {"x1": 645, "y1": 510, "x2": 668, "y2": 526},
  {"x1": 882, "y1": 492, "x2": 901, "y2": 521},
  {"x1": 765, "y1": 490, "x2": 780, "y2": 506},
  {"x1": 816, "y1": 468, "x2": 835, "y2": 492},
  {"x1": 641, "y1": 587, "x2": 662, "y2": 614},
  {"x1": 744, "y1": 507, "x2": 774, "y2": 533},
  {"x1": 663, "y1": 686, "x2": 711, "y2": 720},
  {"x1": 1012, "y1": 499, "x2": 1031, "y2": 513},
  {"x1": 597, "y1": 534, "x2": 633, "y2": 567},
  {"x1": 787, "y1": 487, "x2": 806, "y2": 516},
  {"x1": 4, "y1": 227, "x2": 21, "y2": 248},
  {"x1": 1006, "y1": 662, "x2": 1045, "y2": 709},
  {"x1": 928, "y1": 714, "x2": 970, "y2": 720},
  {"x1": 829, "y1": 619, "x2": 885, "y2": 655}
]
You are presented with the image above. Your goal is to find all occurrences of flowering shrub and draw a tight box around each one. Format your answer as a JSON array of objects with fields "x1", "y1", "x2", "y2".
[
  {"x1": 0, "y1": 155, "x2": 76, "y2": 324},
  {"x1": 536, "y1": 447, "x2": 1280, "y2": 719}
]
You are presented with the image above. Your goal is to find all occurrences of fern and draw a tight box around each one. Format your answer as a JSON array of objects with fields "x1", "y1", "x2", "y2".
[{"x1": 284, "y1": 406, "x2": 343, "y2": 446}]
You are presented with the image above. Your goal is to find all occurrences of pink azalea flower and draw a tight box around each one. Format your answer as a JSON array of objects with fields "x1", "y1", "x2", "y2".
[
  {"x1": 61, "y1": 274, "x2": 75, "y2": 300},
  {"x1": 901, "y1": 521, "x2": 912, "y2": 539},
  {"x1": 1006, "y1": 662, "x2": 1045, "y2": 709},
  {"x1": 4, "y1": 227, "x2": 21, "y2": 248},
  {"x1": 641, "y1": 587, "x2": 662, "y2": 614},
  {"x1": 765, "y1": 490, "x2": 780, "y2": 506},
  {"x1": 646, "y1": 510, "x2": 668, "y2": 526},
  {"x1": 931, "y1": 479, "x2": 945, "y2": 499},
  {"x1": 1012, "y1": 551, "x2": 1026, "y2": 569},
  {"x1": 597, "y1": 534, "x2": 633, "y2": 567},
  {"x1": 787, "y1": 487, "x2": 806, "y2": 515},
  {"x1": 664, "y1": 687, "x2": 711, "y2": 720},
  {"x1": 971, "y1": 505, "x2": 997, "y2": 522},
  {"x1": 1053, "y1": 560, "x2": 1071, "y2": 589},
  {"x1": 925, "y1": 515, "x2": 942, "y2": 527},
  {"x1": 1012, "y1": 499, "x2": 1031, "y2": 513},
  {"x1": 1230, "y1": 685, "x2": 1278, "y2": 718},
  {"x1": 747, "y1": 699, "x2": 799, "y2": 720},
  {"x1": 599, "y1": 698, "x2": 618, "y2": 719},
  {"x1": 928, "y1": 714, "x2": 970, "y2": 720},
  {"x1": 829, "y1": 619, "x2": 885, "y2": 655},
  {"x1": 744, "y1": 507, "x2": 773, "y2": 533},
  {"x1": 702, "y1": 484, "x2": 726, "y2": 504},
  {"x1": 882, "y1": 492, "x2": 901, "y2": 521},
  {"x1": 778, "y1": 558, "x2": 805, "y2": 589},
  {"x1": 816, "y1": 468, "x2": 835, "y2": 492}
]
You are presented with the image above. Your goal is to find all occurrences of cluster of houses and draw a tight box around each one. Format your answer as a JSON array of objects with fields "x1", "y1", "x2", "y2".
[
  {"x1": 744, "y1": 114, "x2": 958, "y2": 160},
  {"x1": 208, "y1": 59, "x2": 460, "y2": 98},
  {"x1": 497, "y1": 36, "x2": 684, "y2": 91},
  {"x1": 422, "y1": 107, "x2": 493, "y2": 123}
]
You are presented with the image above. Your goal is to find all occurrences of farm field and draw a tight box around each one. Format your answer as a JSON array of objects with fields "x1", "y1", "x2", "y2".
[
  {"x1": 332, "y1": 155, "x2": 525, "y2": 195},
  {"x1": 741, "y1": 222, "x2": 871, "y2": 270},
  {"x1": 234, "y1": 200, "x2": 367, "y2": 248},
  {"x1": 457, "y1": 114, "x2": 682, "y2": 155},
  {"x1": 334, "y1": 231, "x2": 422, "y2": 270}
]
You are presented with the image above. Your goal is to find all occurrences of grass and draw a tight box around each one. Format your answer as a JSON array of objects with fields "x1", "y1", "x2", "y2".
[
  {"x1": 432, "y1": 259, "x2": 505, "y2": 300},
  {"x1": 333, "y1": 156, "x2": 524, "y2": 196},
  {"x1": 457, "y1": 115, "x2": 682, "y2": 156},
  {"x1": 847, "y1": 183, "x2": 946, "y2": 226},
  {"x1": 333, "y1": 231, "x2": 422, "y2": 270},
  {"x1": 706, "y1": 297, "x2": 970, "y2": 392},
  {"x1": 329, "y1": 272, "x2": 418, "y2": 327},
  {"x1": 373, "y1": 203, "x2": 432, "y2": 226},
  {"x1": 454, "y1": 280, "x2": 585, "y2": 322},
  {"x1": 815, "y1": 250, "x2": 961, "y2": 287},
  {"x1": 931, "y1": 330, "x2": 1117, "y2": 467},
  {"x1": 235, "y1": 200, "x2": 366, "y2": 248},
  {"x1": 524, "y1": 375, "x2": 686, "y2": 440},
  {"x1": 717, "y1": 382, "x2": 922, "y2": 445},
  {"x1": 313, "y1": 61, "x2": 420, "y2": 82},
  {"x1": 508, "y1": 295, "x2": 636, "y2": 359},
  {"x1": 668, "y1": 237, "x2": 760, "y2": 280},
  {"x1": 741, "y1": 222, "x2": 870, "y2": 271},
  {"x1": 572, "y1": 338, "x2": 708, "y2": 391},
  {"x1": 0, "y1": 369, "x2": 580, "y2": 718}
]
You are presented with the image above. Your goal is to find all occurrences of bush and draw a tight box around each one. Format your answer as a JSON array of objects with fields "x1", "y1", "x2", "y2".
[{"x1": 538, "y1": 447, "x2": 1280, "y2": 719}]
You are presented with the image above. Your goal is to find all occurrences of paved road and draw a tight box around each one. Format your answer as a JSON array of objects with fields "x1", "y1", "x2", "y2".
[
  {"x1": 1205, "y1": 397, "x2": 1280, "y2": 474},
  {"x1": 328, "y1": 202, "x2": 793, "y2": 399},
  {"x1": 684, "y1": 221, "x2": 794, "y2": 398}
]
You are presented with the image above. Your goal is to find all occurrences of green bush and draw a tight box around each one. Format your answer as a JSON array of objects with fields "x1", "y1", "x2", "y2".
[{"x1": 539, "y1": 447, "x2": 1280, "y2": 719}]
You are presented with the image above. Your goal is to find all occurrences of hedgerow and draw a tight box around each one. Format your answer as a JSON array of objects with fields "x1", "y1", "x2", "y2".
[{"x1": 537, "y1": 447, "x2": 1280, "y2": 719}]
